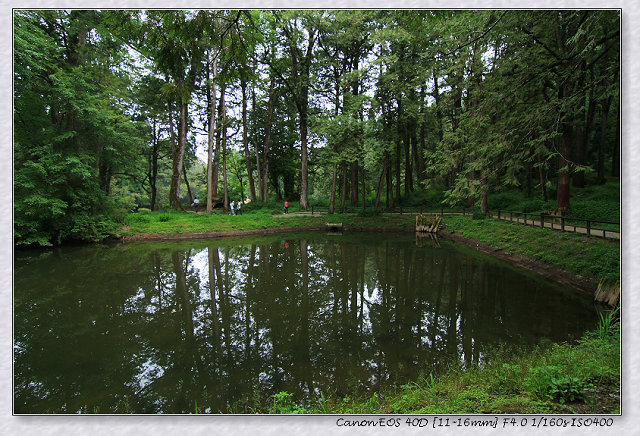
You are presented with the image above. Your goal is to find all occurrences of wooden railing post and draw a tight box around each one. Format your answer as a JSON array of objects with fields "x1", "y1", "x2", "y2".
[
  {"x1": 586, "y1": 220, "x2": 591, "y2": 237},
  {"x1": 540, "y1": 213, "x2": 544, "y2": 228}
]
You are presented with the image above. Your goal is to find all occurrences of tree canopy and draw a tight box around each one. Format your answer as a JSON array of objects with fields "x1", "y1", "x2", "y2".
[{"x1": 14, "y1": 9, "x2": 620, "y2": 245}]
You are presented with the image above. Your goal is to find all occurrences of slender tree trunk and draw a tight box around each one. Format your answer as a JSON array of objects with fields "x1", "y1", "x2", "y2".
[
  {"x1": 150, "y1": 119, "x2": 158, "y2": 210},
  {"x1": 262, "y1": 76, "x2": 275, "y2": 202},
  {"x1": 252, "y1": 82, "x2": 262, "y2": 202},
  {"x1": 213, "y1": 86, "x2": 224, "y2": 202},
  {"x1": 300, "y1": 110, "x2": 309, "y2": 210},
  {"x1": 350, "y1": 161, "x2": 358, "y2": 205},
  {"x1": 598, "y1": 95, "x2": 613, "y2": 184},
  {"x1": 242, "y1": 78, "x2": 256, "y2": 202},
  {"x1": 572, "y1": 124, "x2": 586, "y2": 188},
  {"x1": 340, "y1": 163, "x2": 347, "y2": 212},
  {"x1": 418, "y1": 86, "x2": 427, "y2": 188},
  {"x1": 556, "y1": 131, "x2": 572, "y2": 214},
  {"x1": 385, "y1": 154, "x2": 393, "y2": 208},
  {"x1": 182, "y1": 160, "x2": 193, "y2": 205},
  {"x1": 207, "y1": 55, "x2": 218, "y2": 213},
  {"x1": 612, "y1": 93, "x2": 620, "y2": 177},
  {"x1": 395, "y1": 140, "x2": 402, "y2": 204},
  {"x1": 433, "y1": 69, "x2": 443, "y2": 142},
  {"x1": 361, "y1": 165, "x2": 365, "y2": 212},
  {"x1": 329, "y1": 162, "x2": 337, "y2": 214},
  {"x1": 220, "y1": 89, "x2": 229, "y2": 212},
  {"x1": 538, "y1": 154, "x2": 547, "y2": 201},
  {"x1": 375, "y1": 164, "x2": 386, "y2": 209}
]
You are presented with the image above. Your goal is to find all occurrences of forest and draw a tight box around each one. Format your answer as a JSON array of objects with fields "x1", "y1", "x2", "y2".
[{"x1": 13, "y1": 9, "x2": 621, "y2": 246}]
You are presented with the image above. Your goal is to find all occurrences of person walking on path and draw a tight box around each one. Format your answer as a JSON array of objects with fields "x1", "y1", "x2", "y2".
[
  {"x1": 237, "y1": 200, "x2": 242, "y2": 215},
  {"x1": 192, "y1": 197, "x2": 199, "y2": 213},
  {"x1": 284, "y1": 200, "x2": 289, "y2": 214},
  {"x1": 230, "y1": 200, "x2": 235, "y2": 216}
]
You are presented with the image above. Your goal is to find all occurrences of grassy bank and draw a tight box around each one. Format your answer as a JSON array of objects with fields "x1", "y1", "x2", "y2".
[
  {"x1": 443, "y1": 215, "x2": 620, "y2": 282},
  {"x1": 117, "y1": 209, "x2": 416, "y2": 237},
  {"x1": 267, "y1": 314, "x2": 619, "y2": 414}
]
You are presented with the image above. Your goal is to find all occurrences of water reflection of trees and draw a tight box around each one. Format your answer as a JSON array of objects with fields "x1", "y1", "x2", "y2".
[{"x1": 14, "y1": 236, "x2": 595, "y2": 413}]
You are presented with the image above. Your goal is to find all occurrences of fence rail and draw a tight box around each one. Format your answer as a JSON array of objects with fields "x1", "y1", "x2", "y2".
[{"x1": 307, "y1": 205, "x2": 619, "y2": 240}]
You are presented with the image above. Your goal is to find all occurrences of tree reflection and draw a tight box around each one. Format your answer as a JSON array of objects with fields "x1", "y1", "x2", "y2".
[{"x1": 14, "y1": 234, "x2": 597, "y2": 413}]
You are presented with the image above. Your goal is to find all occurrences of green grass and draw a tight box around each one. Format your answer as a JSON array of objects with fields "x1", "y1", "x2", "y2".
[
  {"x1": 119, "y1": 209, "x2": 416, "y2": 236},
  {"x1": 443, "y1": 215, "x2": 619, "y2": 282}
]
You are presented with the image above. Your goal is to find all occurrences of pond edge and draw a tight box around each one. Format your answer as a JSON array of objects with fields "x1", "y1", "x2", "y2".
[{"x1": 119, "y1": 225, "x2": 598, "y2": 297}]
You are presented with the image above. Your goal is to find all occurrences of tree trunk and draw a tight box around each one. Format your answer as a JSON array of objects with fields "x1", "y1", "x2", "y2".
[
  {"x1": 221, "y1": 89, "x2": 229, "y2": 212},
  {"x1": 340, "y1": 163, "x2": 347, "y2": 212},
  {"x1": 538, "y1": 154, "x2": 547, "y2": 201},
  {"x1": 182, "y1": 160, "x2": 193, "y2": 205},
  {"x1": 375, "y1": 164, "x2": 386, "y2": 209},
  {"x1": 150, "y1": 119, "x2": 158, "y2": 211},
  {"x1": 361, "y1": 165, "x2": 365, "y2": 212},
  {"x1": 169, "y1": 96, "x2": 188, "y2": 210},
  {"x1": 299, "y1": 110, "x2": 309, "y2": 210},
  {"x1": 253, "y1": 82, "x2": 262, "y2": 202},
  {"x1": 385, "y1": 154, "x2": 393, "y2": 208},
  {"x1": 329, "y1": 163, "x2": 337, "y2": 214},
  {"x1": 572, "y1": 117, "x2": 586, "y2": 188},
  {"x1": 242, "y1": 79, "x2": 256, "y2": 202},
  {"x1": 207, "y1": 55, "x2": 218, "y2": 213},
  {"x1": 433, "y1": 69, "x2": 443, "y2": 142},
  {"x1": 395, "y1": 139, "x2": 402, "y2": 203},
  {"x1": 556, "y1": 131, "x2": 572, "y2": 214},
  {"x1": 213, "y1": 86, "x2": 224, "y2": 202},
  {"x1": 480, "y1": 174, "x2": 488, "y2": 215},
  {"x1": 350, "y1": 161, "x2": 358, "y2": 205},
  {"x1": 598, "y1": 95, "x2": 613, "y2": 184},
  {"x1": 612, "y1": 93, "x2": 620, "y2": 177},
  {"x1": 404, "y1": 130, "x2": 412, "y2": 197},
  {"x1": 262, "y1": 76, "x2": 275, "y2": 202}
]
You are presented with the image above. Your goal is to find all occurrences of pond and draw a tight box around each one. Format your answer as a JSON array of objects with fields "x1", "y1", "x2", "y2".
[{"x1": 13, "y1": 231, "x2": 598, "y2": 414}]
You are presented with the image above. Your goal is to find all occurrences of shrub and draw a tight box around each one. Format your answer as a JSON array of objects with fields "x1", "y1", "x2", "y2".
[
  {"x1": 472, "y1": 210, "x2": 486, "y2": 220},
  {"x1": 269, "y1": 391, "x2": 305, "y2": 414},
  {"x1": 358, "y1": 208, "x2": 382, "y2": 217},
  {"x1": 525, "y1": 365, "x2": 562, "y2": 400},
  {"x1": 549, "y1": 376, "x2": 589, "y2": 404}
]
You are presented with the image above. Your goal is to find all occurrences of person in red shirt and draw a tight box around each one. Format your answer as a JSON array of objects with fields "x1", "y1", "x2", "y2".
[{"x1": 284, "y1": 201, "x2": 289, "y2": 214}]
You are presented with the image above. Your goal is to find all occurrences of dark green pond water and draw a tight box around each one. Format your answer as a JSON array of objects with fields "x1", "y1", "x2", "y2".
[{"x1": 14, "y1": 232, "x2": 598, "y2": 414}]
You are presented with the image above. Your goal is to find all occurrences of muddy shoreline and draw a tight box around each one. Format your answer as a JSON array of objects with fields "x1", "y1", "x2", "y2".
[{"x1": 119, "y1": 225, "x2": 598, "y2": 297}]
